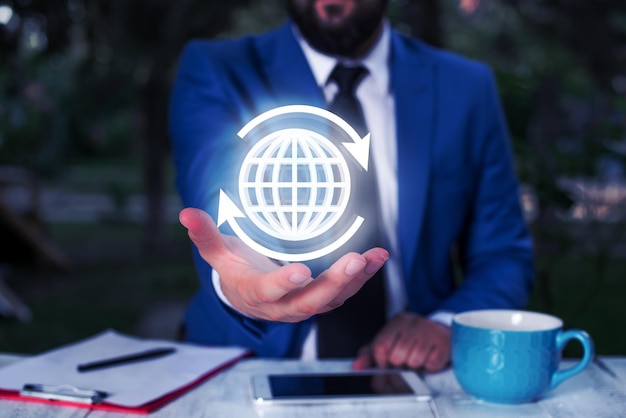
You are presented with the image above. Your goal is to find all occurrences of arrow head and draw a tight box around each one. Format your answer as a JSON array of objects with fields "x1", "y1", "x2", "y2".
[
  {"x1": 217, "y1": 189, "x2": 245, "y2": 227},
  {"x1": 342, "y1": 133, "x2": 371, "y2": 170}
]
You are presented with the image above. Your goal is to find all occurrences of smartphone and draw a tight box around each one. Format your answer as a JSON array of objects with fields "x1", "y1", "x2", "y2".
[{"x1": 250, "y1": 370, "x2": 433, "y2": 405}]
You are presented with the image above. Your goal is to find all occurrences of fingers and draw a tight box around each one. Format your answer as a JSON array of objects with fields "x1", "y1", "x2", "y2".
[
  {"x1": 403, "y1": 319, "x2": 450, "y2": 372},
  {"x1": 421, "y1": 337, "x2": 451, "y2": 371},
  {"x1": 352, "y1": 345, "x2": 375, "y2": 371},
  {"x1": 372, "y1": 315, "x2": 405, "y2": 368},
  {"x1": 388, "y1": 316, "x2": 430, "y2": 367},
  {"x1": 266, "y1": 248, "x2": 387, "y2": 321},
  {"x1": 370, "y1": 313, "x2": 451, "y2": 372},
  {"x1": 328, "y1": 248, "x2": 388, "y2": 306},
  {"x1": 245, "y1": 263, "x2": 314, "y2": 307},
  {"x1": 314, "y1": 248, "x2": 389, "y2": 314},
  {"x1": 293, "y1": 249, "x2": 388, "y2": 315},
  {"x1": 246, "y1": 251, "x2": 370, "y2": 316},
  {"x1": 279, "y1": 252, "x2": 367, "y2": 318},
  {"x1": 243, "y1": 252, "x2": 378, "y2": 322}
]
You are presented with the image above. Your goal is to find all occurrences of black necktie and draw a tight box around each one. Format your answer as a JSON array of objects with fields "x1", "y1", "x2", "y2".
[
  {"x1": 316, "y1": 64, "x2": 387, "y2": 358},
  {"x1": 327, "y1": 64, "x2": 369, "y2": 136}
]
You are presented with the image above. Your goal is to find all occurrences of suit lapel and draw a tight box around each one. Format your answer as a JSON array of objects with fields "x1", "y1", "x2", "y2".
[
  {"x1": 391, "y1": 34, "x2": 435, "y2": 277},
  {"x1": 257, "y1": 22, "x2": 325, "y2": 108}
]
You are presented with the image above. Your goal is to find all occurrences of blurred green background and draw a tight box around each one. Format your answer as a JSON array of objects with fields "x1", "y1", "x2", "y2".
[{"x1": 0, "y1": 0, "x2": 625, "y2": 357}]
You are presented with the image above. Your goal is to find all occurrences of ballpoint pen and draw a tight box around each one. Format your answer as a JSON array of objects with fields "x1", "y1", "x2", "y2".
[{"x1": 77, "y1": 347, "x2": 177, "y2": 372}]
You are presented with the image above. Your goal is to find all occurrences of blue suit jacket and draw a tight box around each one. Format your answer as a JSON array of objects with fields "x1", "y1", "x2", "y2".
[{"x1": 168, "y1": 22, "x2": 534, "y2": 358}]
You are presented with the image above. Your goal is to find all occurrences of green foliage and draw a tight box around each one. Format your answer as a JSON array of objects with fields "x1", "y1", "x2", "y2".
[
  {"x1": 0, "y1": 0, "x2": 257, "y2": 176},
  {"x1": 431, "y1": 2, "x2": 626, "y2": 344},
  {"x1": 222, "y1": 0, "x2": 287, "y2": 37},
  {"x1": 0, "y1": 54, "x2": 76, "y2": 174},
  {"x1": 441, "y1": 1, "x2": 625, "y2": 205},
  {"x1": 1, "y1": 221, "x2": 197, "y2": 354},
  {"x1": 527, "y1": 253, "x2": 626, "y2": 356}
]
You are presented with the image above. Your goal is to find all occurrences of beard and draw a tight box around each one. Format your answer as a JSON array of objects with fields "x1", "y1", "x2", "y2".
[{"x1": 286, "y1": 0, "x2": 388, "y2": 57}]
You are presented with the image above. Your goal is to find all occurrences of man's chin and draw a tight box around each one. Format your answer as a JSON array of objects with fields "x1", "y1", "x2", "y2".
[
  {"x1": 305, "y1": 30, "x2": 361, "y2": 57},
  {"x1": 288, "y1": 0, "x2": 385, "y2": 57}
]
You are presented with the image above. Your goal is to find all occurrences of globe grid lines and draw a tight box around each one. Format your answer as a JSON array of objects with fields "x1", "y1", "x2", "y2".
[
  {"x1": 239, "y1": 128, "x2": 351, "y2": 241},
  {"x1": 219, "y1": 104, "x2": 371, "y2": 261}
]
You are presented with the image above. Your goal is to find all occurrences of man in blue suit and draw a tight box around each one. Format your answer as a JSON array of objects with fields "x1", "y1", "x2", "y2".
[{"x1": 169, "y1": 0, "x2": 534, "y2": 372}]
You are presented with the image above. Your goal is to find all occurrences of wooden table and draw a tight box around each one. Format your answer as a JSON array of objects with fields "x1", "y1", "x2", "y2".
[{"x1": 0, "y1": 354, "x2": 624, "y2": 417}]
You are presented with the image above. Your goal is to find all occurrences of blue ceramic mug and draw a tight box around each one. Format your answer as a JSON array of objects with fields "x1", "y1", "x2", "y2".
[{"x1": 452, "y1": 309, "x2": 594, "y2": 404}]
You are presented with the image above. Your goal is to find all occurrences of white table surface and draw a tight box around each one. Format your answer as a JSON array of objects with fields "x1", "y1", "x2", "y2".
[{"x1": 0, "y1": 354, "x2": 624, "y2": 417}]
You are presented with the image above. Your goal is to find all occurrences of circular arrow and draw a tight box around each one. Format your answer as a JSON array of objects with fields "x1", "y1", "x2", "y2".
[
  {"x1": 237, "y1": 105, "x2": 371, "y2": 171},
  {"x1": 217, "y1": 105, "x2": 373, "y2": 262},
  {"x1": 218, "y1": 190, "x2": 364, "y2": 261}
]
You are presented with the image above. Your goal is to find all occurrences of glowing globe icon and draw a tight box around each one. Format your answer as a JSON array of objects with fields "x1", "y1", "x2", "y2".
[
  {"x1": 239, "y1": 128, "x2": 351, "y2": 241},
  {"x1": 218, "y1": 104, "x2": 370, "y2": 261}
]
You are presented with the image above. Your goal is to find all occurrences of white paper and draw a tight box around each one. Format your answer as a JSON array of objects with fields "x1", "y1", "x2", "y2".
[{"x1": 0, "y1": 330, "x2": 248, "y2": 407}]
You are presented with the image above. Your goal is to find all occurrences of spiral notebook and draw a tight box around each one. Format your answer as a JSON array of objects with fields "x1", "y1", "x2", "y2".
[{"x1": 0, "y1": 330, "x2": 250, "y2": 413}]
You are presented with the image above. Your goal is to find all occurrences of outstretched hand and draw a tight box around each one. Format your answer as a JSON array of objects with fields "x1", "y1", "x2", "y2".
[{"x1": 179, "y1": 207, "x2": 389, "y2": 322}]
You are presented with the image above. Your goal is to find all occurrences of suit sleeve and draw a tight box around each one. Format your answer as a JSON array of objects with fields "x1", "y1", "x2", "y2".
[
  {"x1": 168, "y1": 40, "x2": 310, "y2": 357},
  {"x1": 436, "y1": 65, "x2": 535, "y2": 312}
]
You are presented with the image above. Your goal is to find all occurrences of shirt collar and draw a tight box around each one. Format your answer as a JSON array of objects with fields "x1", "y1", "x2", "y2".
[{"x1": 293, "y1": 20, "x2": 391, "y2": 95}]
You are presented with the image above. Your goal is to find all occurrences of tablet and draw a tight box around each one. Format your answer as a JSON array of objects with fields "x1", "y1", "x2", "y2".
[{"x1": 250, "y1": 370, "x2": 433, "y2": 405}]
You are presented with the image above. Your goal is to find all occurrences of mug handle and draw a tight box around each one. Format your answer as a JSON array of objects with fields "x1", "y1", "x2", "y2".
[{"x1": 551, "y1": 329, "x2": 595, "y2": 388}]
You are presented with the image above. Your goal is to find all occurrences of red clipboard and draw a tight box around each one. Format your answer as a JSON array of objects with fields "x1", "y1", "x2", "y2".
[{"x1": 0, "y1": 331, "x2": 252, "y2": 414}]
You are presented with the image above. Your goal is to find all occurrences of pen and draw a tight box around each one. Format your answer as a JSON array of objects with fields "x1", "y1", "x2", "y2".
[{"x1": 77, "y1": 347, "x2": 177, "y2": 372}]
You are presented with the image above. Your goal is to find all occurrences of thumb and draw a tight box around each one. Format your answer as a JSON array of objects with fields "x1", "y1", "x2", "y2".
[{"x1": 179, "y1": 207, "x2": 224, "y2": 259}]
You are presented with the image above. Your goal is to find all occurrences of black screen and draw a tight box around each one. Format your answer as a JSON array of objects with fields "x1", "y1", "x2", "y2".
[{"x1": 269, "y1": 373, "x2": 413, "y2": 398}]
